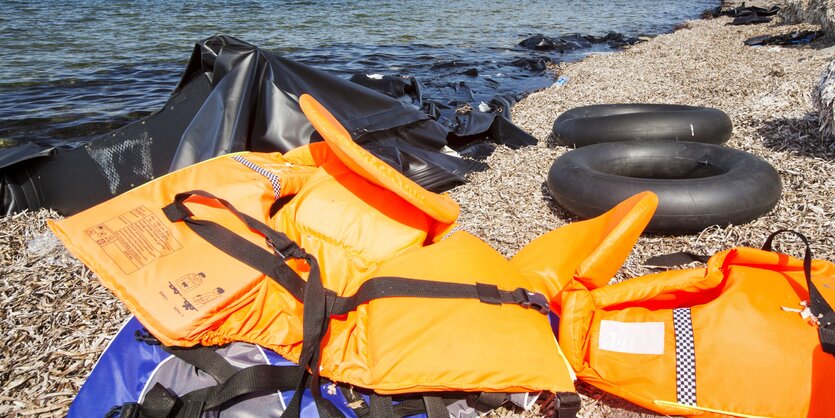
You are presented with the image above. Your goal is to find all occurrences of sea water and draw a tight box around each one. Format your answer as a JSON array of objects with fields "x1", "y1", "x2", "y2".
[{"x1": 0, "y1": 0, "x2": 717, "y2": 146}]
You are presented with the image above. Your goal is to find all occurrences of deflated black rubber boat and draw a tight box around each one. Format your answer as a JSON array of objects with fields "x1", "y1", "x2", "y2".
[
  {"x1": 0, "y1": 35, "x2": 535, "y2": 216},
  {"x1": 552, "y1": 104, "x2": 732, "y2": 148},
  {"x1": 547, "y1": 141, "x2": 782, "y2": 234}
]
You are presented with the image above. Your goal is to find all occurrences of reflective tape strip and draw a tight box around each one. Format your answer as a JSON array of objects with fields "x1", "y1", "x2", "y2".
[
  {"x1": 233, "y1": 155, "x2": 281, "y2": 199},
  {"x1": 673, "y1": 308, "x2": 697, "y2": 406}
]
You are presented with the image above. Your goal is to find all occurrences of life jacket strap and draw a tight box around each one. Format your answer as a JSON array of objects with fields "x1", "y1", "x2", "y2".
[
  {"x1": 113, "y1": 364, "x2": 304, "y2": 418},
  {"x1": 369, "y1": 394, "x2": 394, "y2": 418},
  {"x1": 160, "y1": 345, "x2": 238, "y2": 384},
  {"x1": 162, "y1": 189, "x2": 308, "y2": 300},
  {"x1": 762, "y1": 229, "x2": 835, "y2": 355},
  {"x1": 645, "y1": 229, "x2": 835, "y2": 356},
  {"x1": 330, "y1": 277, "x2": 550, "y2": 316}
]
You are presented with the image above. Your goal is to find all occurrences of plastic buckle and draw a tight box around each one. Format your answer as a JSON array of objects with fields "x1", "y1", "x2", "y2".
[
  {"x1": 514, "y1": 288, "x2": 550, "y2": 315},
  {"x1": 266, "y1": 237, "x2": 304, "y2": 260}
]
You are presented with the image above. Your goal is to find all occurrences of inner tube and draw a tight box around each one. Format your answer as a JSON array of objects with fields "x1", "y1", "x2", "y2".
[
  {"x1": 547, "y1": 141, "x2": 781, "y2": 234},
  {"x1": 552, "y1": 104, "x2": 732, "y2": 147}
]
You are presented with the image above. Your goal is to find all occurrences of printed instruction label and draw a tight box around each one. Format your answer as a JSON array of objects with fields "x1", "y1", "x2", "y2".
[
  {"x1": 599, "y1": 320, "x2": 665, "y2": 355},
  {"x1": 84, "y1": 206, "x2": 182, "y2": 274}
]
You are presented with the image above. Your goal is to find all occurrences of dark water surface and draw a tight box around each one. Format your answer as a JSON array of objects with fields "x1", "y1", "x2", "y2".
[{"x1": 0, "y1": 0, "x2": 717, "y2": 147}]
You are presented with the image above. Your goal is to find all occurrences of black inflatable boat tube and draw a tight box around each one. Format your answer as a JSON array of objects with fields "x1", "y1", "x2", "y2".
[
  {"x1": 547, "y1": 141, "x2": 782, "y2": 234},
  {"x1": 552, "y1": 104, "x2": 732, "y2": 147}
]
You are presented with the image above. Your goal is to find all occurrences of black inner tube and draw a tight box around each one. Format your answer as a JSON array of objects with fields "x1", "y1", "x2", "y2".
[
  {"x1": 590, "y1": 157, "x2": 728, "y2": 179},
  {"x1": 552, "y1": 104, "x2": 733, "y2": 148},
  {"x1": 547, "y1": 141, "x2": 781, "y2": 234}
]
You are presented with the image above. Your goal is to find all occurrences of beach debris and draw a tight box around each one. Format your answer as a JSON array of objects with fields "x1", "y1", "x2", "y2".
[
  {"x1": 711, "y1": 3, "x2": 780, "y2": 25},
  {"x1": 712, "y1": 4, "x2": 781, "y2": 18},
  {"x1": 744, "y1": 30, "x2": 825, "y2": 46},
  {"x1": 553, "y1": 75, "x2": 570, "y2": 88},
  {"x1": 517, "y1": 32, "x2": 641, "y2": 52}
]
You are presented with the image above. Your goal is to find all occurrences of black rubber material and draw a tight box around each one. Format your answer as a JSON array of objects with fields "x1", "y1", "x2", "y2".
[
  {"x1": 547, "y1": 141, "x2": 782, "y2": 234},
  {"x1": 552, "y1": 104, "x2": 732, "y2": 148}
]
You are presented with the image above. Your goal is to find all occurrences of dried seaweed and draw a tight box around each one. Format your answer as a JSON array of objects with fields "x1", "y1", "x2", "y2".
[{"x1": 0, "y1": 210, "x2": 128, "y2": 417}]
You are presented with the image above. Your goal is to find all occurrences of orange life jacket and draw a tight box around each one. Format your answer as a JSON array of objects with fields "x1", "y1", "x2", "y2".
[
  {"x1": 556, "y1": 230, "x2": 835, "y2": 417},
  {"x1": 52, "y1": 95, "x2": 607, "y2": 416}
]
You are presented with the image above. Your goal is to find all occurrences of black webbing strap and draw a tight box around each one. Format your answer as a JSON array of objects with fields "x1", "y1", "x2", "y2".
[
  {"x1": 392, "y1": 399, "x2": 430, "y2": 417},
  {"x1": 141, "y1": 384, "x2": 180, "y2": 417},
  {"x1": 161, "y1": 345, "x2": 238, "y2": 383},
  {"x1": 270, "y1": 194, "x2": 296, "y2": 217},
  {"x1": 551, "y1": 392, "x2": 581, "y2": 418},
  {"x1": 473, "y1": 392, "x2": 507, "y2": 411},
  {"x1": 162, "y1": 190, "x2": 307, "y2": 300},
  {"x1": 284, "y1": 254, "x2": 347, "y2": 418},
  {"x1": 341, "y1": 389, "x2": 435, "y2": 418},
  {"x1": 422, "y1": 396, "x2": 450, "y2": 418},
  {"x1": 131, "y1": 364, "x2": 303, "y2": 418},
  {"x1": 369, "y1": 394, "x2": 394, "y2": 418},
  {"x1": 643, "y1": 252, "x2": 710, "y2": 268},
  {"x1": 331, "y1": 277, "x2": 550, "y2": 316},
  {"x1": 762, "y1": 229, "x2": 835, "y2": 355},
  {"x1": 341, "y1": 386, "x2": 371, "y2": 417}
]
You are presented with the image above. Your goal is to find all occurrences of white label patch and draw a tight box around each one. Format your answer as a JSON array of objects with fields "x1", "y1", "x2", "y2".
[{"x1": 599, "y1": 320, "x2": 665, "y2": 355}]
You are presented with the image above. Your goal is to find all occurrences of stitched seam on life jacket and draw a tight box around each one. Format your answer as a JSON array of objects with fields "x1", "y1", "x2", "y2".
[
  {"x1": 441, "y1": 225, "x2": 462, "y2": 241},
  {"x1": 233, "y1": 155, "x2": 281, "y2": 199},
  {"x1": 673, "y1": 308, "x2": 697, "y2": 406}
]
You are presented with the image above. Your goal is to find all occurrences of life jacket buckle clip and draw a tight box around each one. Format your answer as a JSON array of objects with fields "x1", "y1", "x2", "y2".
[
  {"x1": 266, "y1": 236, "x2": 304, "y2": 260},
  {"x1": 513, "y1": 288, "x2": 550, "y2": 314}
]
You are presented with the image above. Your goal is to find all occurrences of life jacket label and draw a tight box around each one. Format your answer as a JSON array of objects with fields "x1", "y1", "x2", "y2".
[
  {"x1": 599, "y1": 320, "x2": 665, "y2": 355},
  {"x1": 83, "y1": 206, "x2": 182, "y2": 274}
]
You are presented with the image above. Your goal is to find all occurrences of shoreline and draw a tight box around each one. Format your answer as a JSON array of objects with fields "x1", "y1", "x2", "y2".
[
  {"x1": 1, "y1": 1, "x2": 834, "y2": 416},
  {"x1": 452, "y1": 1, "x2": 834, "y2": 264}
]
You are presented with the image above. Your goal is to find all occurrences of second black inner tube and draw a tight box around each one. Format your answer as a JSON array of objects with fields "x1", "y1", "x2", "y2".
[{"x1": 552, "y1": 104, "x2": 733, "y2": 147}]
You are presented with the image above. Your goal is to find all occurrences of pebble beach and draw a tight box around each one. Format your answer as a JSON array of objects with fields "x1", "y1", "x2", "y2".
[{"x1": 1, "y1": 1, "x2": 833, "y2": 416}]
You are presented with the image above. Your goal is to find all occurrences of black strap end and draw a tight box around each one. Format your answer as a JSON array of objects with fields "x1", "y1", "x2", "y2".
[
  {"x1": 141, "y1": 383, "x2": 180, "y2": 417},
  {"x1": 550, "y1": 392, "x2": 581, "y2": 418},
  {"x1": 162, "y1": 201, "x2": 193, "y2": 222},
  {"x1": 476, "y1": 283, "x2": 502, "y2": 305}
]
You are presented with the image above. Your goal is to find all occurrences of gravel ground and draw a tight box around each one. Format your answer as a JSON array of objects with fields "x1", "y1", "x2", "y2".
[{"x1": 2, "y1": 1, "x2": 834, "y2": 416}]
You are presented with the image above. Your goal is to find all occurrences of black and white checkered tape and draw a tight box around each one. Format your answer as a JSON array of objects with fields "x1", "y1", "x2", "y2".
[
  {"x1": 673, "y1": 307, "x2": 697, "y2": 406},
  {"x1": 233, "y1": 155, "x2": 282, "y2": 199}
]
